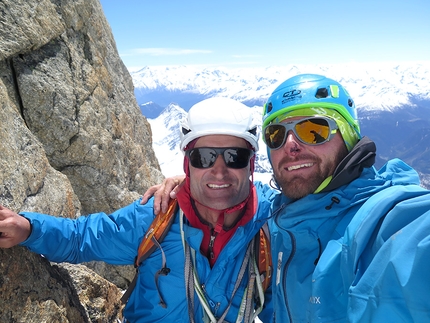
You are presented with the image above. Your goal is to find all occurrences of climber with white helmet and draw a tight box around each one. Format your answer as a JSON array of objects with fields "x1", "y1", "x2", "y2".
[{"x1": 0, "y1": 97, "x2": 275, "y2": 323}]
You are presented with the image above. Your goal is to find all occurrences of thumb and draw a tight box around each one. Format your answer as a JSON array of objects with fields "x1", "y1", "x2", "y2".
[
  {"x1": 170, "y1": 180, "x2": 185, "y2": 199},
  {"x1": 0, "y1": 204, "x2": 7, "y2": 220}
]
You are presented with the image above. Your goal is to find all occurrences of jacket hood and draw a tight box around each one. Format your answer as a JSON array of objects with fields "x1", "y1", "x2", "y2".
[{"x1": 320, "y1": 136, "x2": 376, "y2": 193}]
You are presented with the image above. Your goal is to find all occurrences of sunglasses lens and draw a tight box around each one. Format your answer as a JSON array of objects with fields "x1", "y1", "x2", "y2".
[
  {"x1": 264, "y1": 125, "x2": 287, "y2": 149},
  {"x1": 188, "y1": 148, "x2": 253, "y2": 169},
  {"x1": 264, "y1": 117, "x2": 333, "y2": 149},
  {"x1": 223, "y1": 148, "x2": 253, "y2": 169},
  {"x1": 188, "y1": 148, "x2": 217, "y2": 168},
  {"x1": 295, "y1": 118, "x2": 330, "y2": 144}
]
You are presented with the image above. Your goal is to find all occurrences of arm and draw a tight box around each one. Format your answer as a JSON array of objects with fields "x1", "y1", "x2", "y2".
[
  {"x1": 16, "y1": 200, "x2": 154, "y2": 265},
  {"x1": 141, "y1": 175, "x2": 185, "y2": 214},
  {"x1": 346, "y1": 189, "x2": 430, "y2": 322}
]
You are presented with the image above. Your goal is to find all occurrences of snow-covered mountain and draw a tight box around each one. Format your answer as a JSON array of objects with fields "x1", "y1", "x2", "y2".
[
  {"x1": 133, "y1": 62, "x2": 430, "y2": 114},
  {"x1": 148, "y1": 103, "x2": 186, "y2": 177},
  {"x1": 137, "y1": 62, "x2": 430, "y2": 187}
]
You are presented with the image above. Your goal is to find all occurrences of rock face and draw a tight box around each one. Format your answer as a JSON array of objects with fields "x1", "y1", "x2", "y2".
[{"x1": 0, "y1": 0, "x2": 164, "y2": 321}]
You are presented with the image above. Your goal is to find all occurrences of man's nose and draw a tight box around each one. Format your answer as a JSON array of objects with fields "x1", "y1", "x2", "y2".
[
  {"x1": 211, "y1": 155, "x2": 229, "y2": 173},
  {"x1": 282, "y1": 131, "x2": 301, "y2": 153}
]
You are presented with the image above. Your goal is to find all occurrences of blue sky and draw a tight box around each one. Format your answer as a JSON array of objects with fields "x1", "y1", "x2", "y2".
[{"x1": 99, "y1": 0, "x2": 430, "y2": 70}]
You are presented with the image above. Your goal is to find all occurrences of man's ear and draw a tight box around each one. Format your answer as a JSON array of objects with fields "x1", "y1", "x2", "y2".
[
  {"x1": 183, "y1": 155, "x2": 191, "y2": 176},
  {"x1": 249, "y1": 154, "x2": 256, "y2": 174}
]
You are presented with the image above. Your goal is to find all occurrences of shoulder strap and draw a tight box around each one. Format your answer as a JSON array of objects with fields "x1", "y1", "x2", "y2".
[
  {"x1": 121, "y1": 198, "x2": 178, "y2": 304},
  {"x1": 135, "y1": 199, "x2": 178, "y2": 266}
]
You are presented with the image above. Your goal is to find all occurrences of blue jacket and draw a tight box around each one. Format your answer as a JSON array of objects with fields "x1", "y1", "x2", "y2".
[
  {"x1": 271, "y1": 142, "x2": 430, "y2": 322},
  {"x1": 20, "y1": 182, "x2": 275, "y2": 323}
]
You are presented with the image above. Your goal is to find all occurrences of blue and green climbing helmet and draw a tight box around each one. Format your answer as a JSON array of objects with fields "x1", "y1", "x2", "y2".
[{"x1": 262, "y1": 74, "x2": 361, "y2": 151}]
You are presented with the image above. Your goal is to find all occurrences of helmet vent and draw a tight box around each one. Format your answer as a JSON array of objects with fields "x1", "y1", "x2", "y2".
[
  {"x1": 315, "y1": 88, "x2": 329, "y2": 99},
  {"x1": 348, "y1": 99, "x2": 353, "y2": 107},
  {"x1": 182, "y1": 127, "x2": 191, "y2": 135},
  {"x1": 266, "y1": 102, "x2": 273, "y2": 113},
  {"x1": 248, "y1": 126, "x2": 257, "y2": 136}
]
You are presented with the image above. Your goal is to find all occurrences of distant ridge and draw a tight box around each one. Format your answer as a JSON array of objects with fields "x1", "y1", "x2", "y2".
[
  {"x1": 133, "y1": 63, "x2": 430, "y2": 189},
  {"x1": 131, "y1": 62, "x2": 430, "y2": 117}
]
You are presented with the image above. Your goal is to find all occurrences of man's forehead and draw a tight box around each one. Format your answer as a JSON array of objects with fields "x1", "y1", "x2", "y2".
[{"x1": 195, "y1": 135, "x2": 248, "y2": 147}]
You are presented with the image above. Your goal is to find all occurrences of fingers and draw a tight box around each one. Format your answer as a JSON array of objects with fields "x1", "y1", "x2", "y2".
[
  {"x1": 141, "y1": 184, "x2": 162, "y2": 205},
  {"x1": 140, "y1": 180, "x2": 174, "y2": 215},
  {"x1": 140, "y1": 175, "x2": 186, "y2": 215},
  {"x1": 0, "y1": 205, "x2": 31, "y2": 248},
  {"x1": 158, "y1": 177, "x2": 179, "y2": 214}
]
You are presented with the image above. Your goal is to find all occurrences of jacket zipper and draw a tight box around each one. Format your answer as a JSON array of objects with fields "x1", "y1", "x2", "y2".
[
  {"x1": 274, "y1": 203, "x2": 295, "y2": 322},
  {"x1": 201, "y1": 283, "x2": 220, "y2": 315},
  {"x1": 208, "y1": 214, "x2": 224, "y2": 261},
  {"x1": 282, "y1": 230, "x2": 296, "y2": 322},
  {"x1": 208, "y1": 228, "x2": 218, "y2": 260}
]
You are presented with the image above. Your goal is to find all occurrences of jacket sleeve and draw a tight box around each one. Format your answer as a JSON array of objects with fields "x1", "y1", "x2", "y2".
[
  {"x1": 19, "y1": 198, "x2": 155, "y2": 265},
  {"x1": 347, "y1": 189, "x2": 430, "y2": 322}
]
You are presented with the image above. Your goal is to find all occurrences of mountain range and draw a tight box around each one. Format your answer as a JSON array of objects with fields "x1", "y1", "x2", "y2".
[{"x1": 130, "y1": 63, "x2": 430, "y2": 188}]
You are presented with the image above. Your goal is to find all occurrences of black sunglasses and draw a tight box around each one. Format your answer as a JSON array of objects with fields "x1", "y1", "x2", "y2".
[
  {"x1": 263, "y1": 116, "x2": 338, "y2": 150},
  {"x1": 186, "y1": 147, "x2": 254, "y2": 169}
]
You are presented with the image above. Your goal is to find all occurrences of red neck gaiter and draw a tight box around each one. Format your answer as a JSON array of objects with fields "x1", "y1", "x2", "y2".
[{"x1": 176, "y1": 180, "x2": 257, "y2": 267}]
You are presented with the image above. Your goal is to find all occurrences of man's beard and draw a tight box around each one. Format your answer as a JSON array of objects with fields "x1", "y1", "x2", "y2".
[
  {"x1": 275, "y1": 167, "x2": 326, "y2": 200},
  {"x1": 273, "y1": 151, "x2": 346, "y2": 200}
]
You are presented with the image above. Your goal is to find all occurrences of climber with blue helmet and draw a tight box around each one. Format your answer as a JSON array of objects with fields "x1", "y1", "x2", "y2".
[
  {"x1": 148, "y1": 74, "x2": 430, "y2": 323},
  {"x1": 262, "y1": 74, "x2": 430, "y2": 322}
]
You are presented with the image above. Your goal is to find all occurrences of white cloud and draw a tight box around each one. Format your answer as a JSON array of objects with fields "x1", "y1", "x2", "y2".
[
  {"x1": 231, "y1": 54, "x2": 262, "y2": 59},
  {"x1": 123, "y1": 48, "x2": 212, "y2": 56}
]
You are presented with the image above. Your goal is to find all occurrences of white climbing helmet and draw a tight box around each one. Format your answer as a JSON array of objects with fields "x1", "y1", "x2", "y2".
[{"x1": 180, "y1": 97, "x2": 259, "y2": 152}]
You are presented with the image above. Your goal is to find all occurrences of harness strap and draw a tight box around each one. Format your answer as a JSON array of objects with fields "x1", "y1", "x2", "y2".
[
  {"x1": 180, "y1": 209, "x2": 260, "y2": 323},
  {"x1": 243, "y1": 252, "x2": 257, "y2": 321},
  {"x1": 216, "y1": 239, "x2": 253, "y2": 323},
  {"x1": 121, "y1": 271, "x2": 138, "y2": 304},
  {"x1": 184, "y1": 234, "x2": 196, "y2": 322},
  {"x1": 252, "y1": 258, "x2": 265, "y2": 320},
  {"x1": 237, "y1": 235, "x2": 266, "y2": 323},
  {"x1": 152, "y1": 235, "x2": 170, "y2": 308}
]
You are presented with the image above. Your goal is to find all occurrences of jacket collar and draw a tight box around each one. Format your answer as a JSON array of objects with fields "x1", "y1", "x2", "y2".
[{"x1": 320, "y1": 136, "x2": 376, "y2": 193}]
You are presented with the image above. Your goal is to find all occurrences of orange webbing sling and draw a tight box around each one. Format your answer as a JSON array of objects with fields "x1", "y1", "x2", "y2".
[
  {"x1": 257, "y1": 223, "x2": 272, "y2": 292},
  {"x1": 121, "y1": 198, "x2": 178, "y2": 304}
]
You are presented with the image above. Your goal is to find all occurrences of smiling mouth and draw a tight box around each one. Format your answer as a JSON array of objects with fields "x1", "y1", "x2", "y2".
[
  {"x1": 207, "y1": 183, "x2": 231, "y2": 189},
  {"x1": 286, "y1": 163, "x2": 314, "y2": 171}
]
